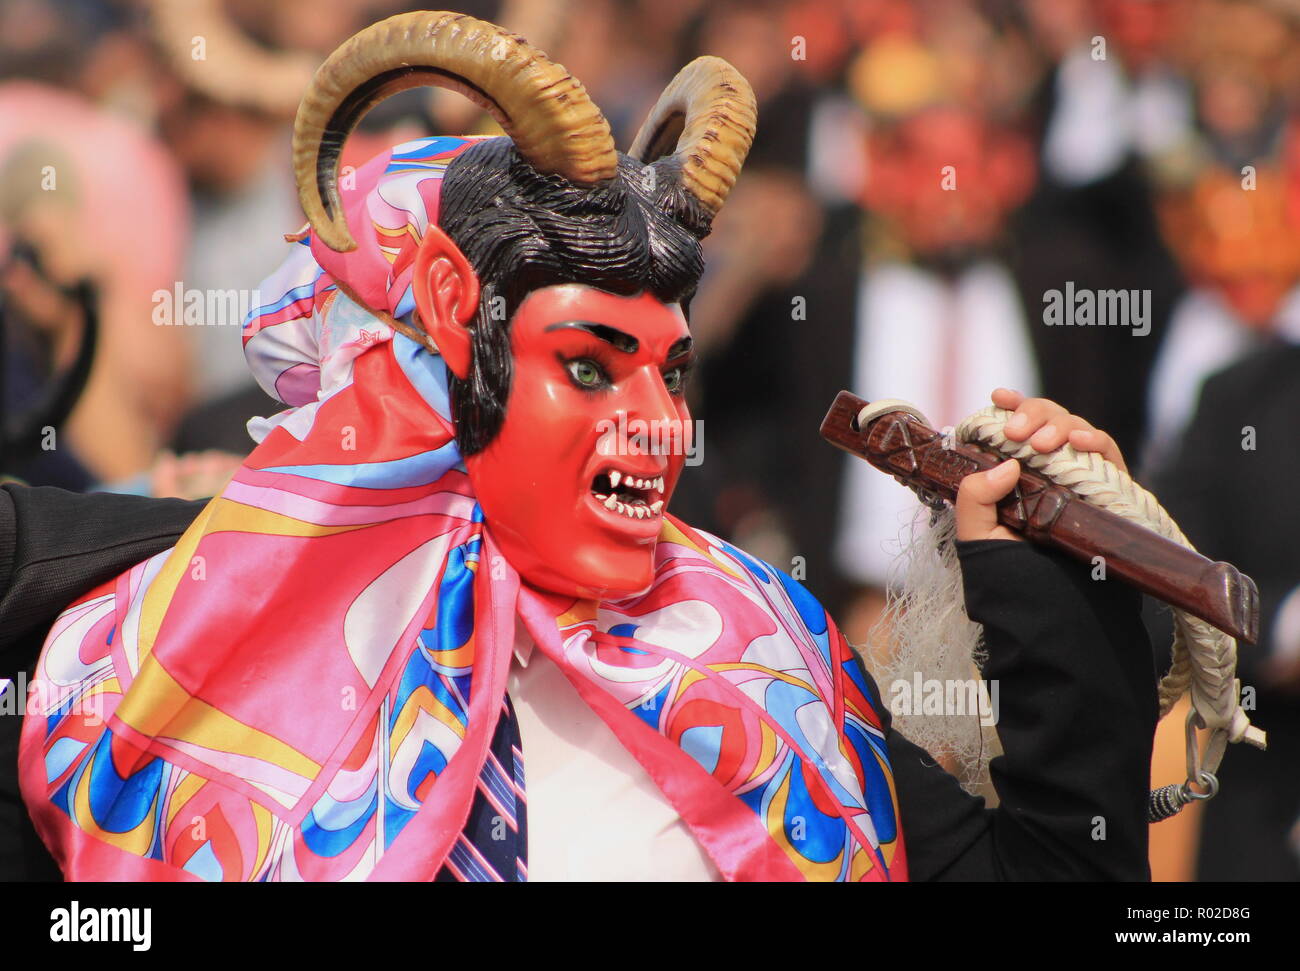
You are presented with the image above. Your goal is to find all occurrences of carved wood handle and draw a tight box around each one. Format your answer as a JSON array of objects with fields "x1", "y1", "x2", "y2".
[{"x1": 821, "y1": 391, "x2": 1260, "y2": 644}]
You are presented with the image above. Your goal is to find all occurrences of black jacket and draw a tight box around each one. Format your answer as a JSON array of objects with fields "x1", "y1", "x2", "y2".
[
  {"x1": 0, "y1": 483, "x2": 1156, "y2": 881},
  {"x1": 1146, "y1": 341, "x2": 1300, "y2": 881}
]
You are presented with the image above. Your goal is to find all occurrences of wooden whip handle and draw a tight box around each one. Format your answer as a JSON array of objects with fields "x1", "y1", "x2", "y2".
[{"x1": 820, "y1": 391, "x2": 1260, "y2": 645}]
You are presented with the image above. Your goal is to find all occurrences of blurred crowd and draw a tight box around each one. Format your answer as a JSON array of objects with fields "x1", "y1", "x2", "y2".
[{"x1": 2, "y1": 0, "x2": 1298, "y2": 881}]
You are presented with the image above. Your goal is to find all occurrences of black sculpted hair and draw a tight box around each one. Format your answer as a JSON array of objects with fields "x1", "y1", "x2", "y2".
[{"x1": 435, "y1": 136, "x2": 710, "y2": 455}]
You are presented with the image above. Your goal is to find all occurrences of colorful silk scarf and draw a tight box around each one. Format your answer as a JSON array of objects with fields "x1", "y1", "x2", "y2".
[{"x1": 18, "y1": 137, "x2": 906, "y2": 881}]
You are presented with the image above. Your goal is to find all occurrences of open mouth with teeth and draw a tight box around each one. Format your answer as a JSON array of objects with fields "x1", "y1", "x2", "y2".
[{"x1": 590, "y1": 468, "x2": 665, "y2": 520}]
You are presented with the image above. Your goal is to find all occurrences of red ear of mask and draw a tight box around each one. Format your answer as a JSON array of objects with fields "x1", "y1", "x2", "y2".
[{"x1": 412, "y1": 225, "x2": 480, "y2": 379}]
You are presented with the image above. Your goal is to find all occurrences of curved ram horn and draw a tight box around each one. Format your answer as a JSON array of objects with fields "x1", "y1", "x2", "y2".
[
  {"x1": 293, "y1": 10, "x2": 619, "y2": 252},
  {"x1": 628, "y1": 56, "x2": 757, "y2": 220}
]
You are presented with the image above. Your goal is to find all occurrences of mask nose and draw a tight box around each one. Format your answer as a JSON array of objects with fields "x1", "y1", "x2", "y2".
[{"x1": 620, "y1": 365, "x2": 685, "y2": 463}]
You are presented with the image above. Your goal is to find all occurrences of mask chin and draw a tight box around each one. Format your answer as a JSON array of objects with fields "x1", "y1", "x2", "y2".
[{"x1": 488, "y1": 518, "x2": 658, "y2": 601}]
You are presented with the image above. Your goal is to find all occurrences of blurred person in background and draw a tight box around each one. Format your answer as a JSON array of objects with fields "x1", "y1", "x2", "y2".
[
  {"x1": 1145, "y1": 336, "x2": 1300, "y2": 881},
  {"x1": 1138, "y1": 0, "x2": 1300, "y2": 478},
  {"x1": 832, "y1": 0, "x2": 1045, "y2": 647},
  {"x1": 0, "y1": 0, "x2": 193, "y2": 490},
  {"x1": 142, "y1": 0, "x2": 358, "y2": 450},
  {"x1": 1013, "y1": 0, "x2": 1184, "y2": 467}
]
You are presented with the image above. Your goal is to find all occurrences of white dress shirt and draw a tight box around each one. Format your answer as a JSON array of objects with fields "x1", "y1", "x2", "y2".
[{"x1": 507, "y1": 621, "x2": 720, "y2": 881}]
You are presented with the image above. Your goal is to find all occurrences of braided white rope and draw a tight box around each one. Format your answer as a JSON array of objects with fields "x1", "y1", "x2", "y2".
[{"x1": 953, "y1": 405, "x2": 1266, "y2": 780}]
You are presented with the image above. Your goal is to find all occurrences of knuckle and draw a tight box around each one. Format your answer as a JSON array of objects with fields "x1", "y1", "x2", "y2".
[{"x1": 1027, "y1": 397, "x2": 1064, "y2": 416}]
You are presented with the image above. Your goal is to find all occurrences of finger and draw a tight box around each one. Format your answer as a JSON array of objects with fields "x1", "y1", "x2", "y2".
[
  {"x1": 1002, "y1": 397, "x2": 1070, "y2": 441},
  {"x1": 1027, "y1": 421, "x2": 1066, "y2": 452},
  {"x1": 990, "y1": 387, "x2": 1024, "y2": 410},
  {"x1": 150, "y1": 452, "x2": 180, "y2": 499},
  {"x1": 955, "y1": 458, "x2": 1022, "y2": 541},
  {"x1": 1067, "y1": 427, "x2": 1128, "y2": 473}
]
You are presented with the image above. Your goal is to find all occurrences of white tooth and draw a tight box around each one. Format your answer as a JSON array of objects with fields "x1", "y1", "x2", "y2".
[
  {"x1": 610, "y1": 470, "x2": 621, "y2": 488},
  {"x1": 635, "y1": 506, "x2": 647, "y2": 518},
  {"x1": 595, "y1": 493, "x2": 607, "y2": 501},
  {"x1": 655, "y1": 476, "x2": 664, "y2": 492},
  {"x1": 605, "y1": 495, "x2": 618, "y2": 510},
  {"x1": 650, "y1": 500, "x2": 663, "y2": 514},
  {"x1": 635, "y1": 477, "x2": 646, "y2": 489},
  {"x1": 616, "y1": 502, "x2": 627, "y2": 515}
]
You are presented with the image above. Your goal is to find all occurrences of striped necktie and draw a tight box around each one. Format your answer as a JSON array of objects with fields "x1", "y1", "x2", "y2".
[{"x1": 435, "y1": 695, "x2": 528, "y2": 881}]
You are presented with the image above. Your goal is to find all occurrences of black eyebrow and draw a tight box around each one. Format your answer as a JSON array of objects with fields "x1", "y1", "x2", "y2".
[{"x1": 544, "y1": 320, "x2": 638, "y2": 353}]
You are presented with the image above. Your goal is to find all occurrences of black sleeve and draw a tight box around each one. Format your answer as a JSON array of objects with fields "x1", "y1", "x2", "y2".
[
  {"x1": 0, "y1": 485, "x2": 205, "y2": 881},
  {"x1": 0, "y1": 485, "x2": 205, "y2": 678},
  {"x1": 866, "y1": 537, "x2": 1158, "y2": 881}
]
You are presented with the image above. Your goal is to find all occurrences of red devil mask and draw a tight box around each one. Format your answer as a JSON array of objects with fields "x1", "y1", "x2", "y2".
[{"x1": 414, "y1": 230, "x2": 694, "y2": 599}]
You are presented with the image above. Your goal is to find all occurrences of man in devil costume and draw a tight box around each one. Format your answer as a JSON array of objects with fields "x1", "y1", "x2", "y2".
[{"x1": 0, "y1": 12, "x2": 1155, "y2": 881}]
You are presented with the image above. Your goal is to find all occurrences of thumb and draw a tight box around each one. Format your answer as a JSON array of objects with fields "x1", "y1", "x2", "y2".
[{"x1": 955, "y1": 458, "x2": 1023, "y2": 542}]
